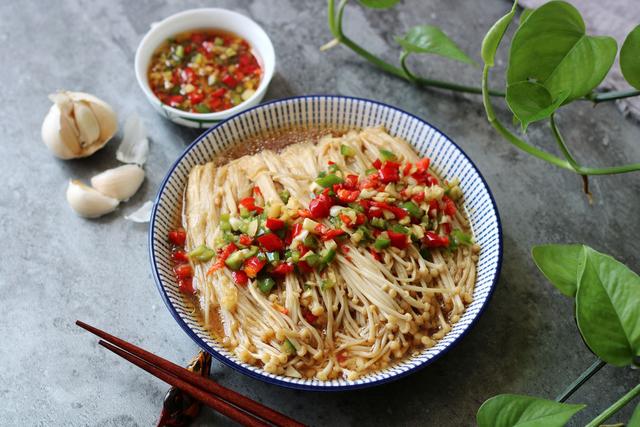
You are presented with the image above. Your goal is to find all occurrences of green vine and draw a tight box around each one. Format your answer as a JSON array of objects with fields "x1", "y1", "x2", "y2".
[{"x1": 325, "y1": 0, "x2": 640, "y2": 186}]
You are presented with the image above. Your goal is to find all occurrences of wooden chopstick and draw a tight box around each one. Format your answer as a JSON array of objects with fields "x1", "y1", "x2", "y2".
[
  {"x1": 98, "y1": 339, "x2": 269, "y2": 427},
  {"x1": 76, "y1": 320, "x2": 304, "y2": 427}
]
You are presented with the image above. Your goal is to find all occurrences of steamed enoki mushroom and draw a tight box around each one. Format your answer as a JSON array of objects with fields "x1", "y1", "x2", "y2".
[{"x1": 181, "y1": 126, "x2": 479, "y2": 380}]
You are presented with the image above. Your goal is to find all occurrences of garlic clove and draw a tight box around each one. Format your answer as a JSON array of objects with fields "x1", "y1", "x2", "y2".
[
  {"x1": 73, "y1": 101, "x2": 100, "y2": 145},
  {"x1": 67, "y1": 92, "x2": 118, "y2": 143},
  {"x1": 41, "y1": 104, "x2": 82, "y2": 159},
  {"x1": 66, "y1": 180, "x2": 119, "y2": 218},
  {"x1": 90, "y1": 164, "x2": 145, "y2": 201},
  {"x1": 42, "y1": 91, "x2": 118, "y2": 159}
]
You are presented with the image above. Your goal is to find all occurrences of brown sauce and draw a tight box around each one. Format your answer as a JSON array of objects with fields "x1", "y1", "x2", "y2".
[{"x1": 208, "y1": 125, "x2": 348, "y2": 167}]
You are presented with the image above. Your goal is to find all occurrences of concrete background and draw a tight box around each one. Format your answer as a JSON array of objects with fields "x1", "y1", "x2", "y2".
[{"x1": 2, "y1": 0, "x2": 639, "y2": 425}]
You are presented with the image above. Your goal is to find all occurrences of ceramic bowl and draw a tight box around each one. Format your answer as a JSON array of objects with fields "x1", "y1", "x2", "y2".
[
  {"x1": 135, "y1": 8, "x2": 275, "y2": 128},
  {"x1": 149, "y1": 95, "x2": 502, "y2": 390}
]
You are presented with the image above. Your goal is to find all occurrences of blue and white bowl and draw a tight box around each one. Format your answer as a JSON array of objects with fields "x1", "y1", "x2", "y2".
[{"x1": 149, "y1": 95, "x2": 502, "y2": 390}]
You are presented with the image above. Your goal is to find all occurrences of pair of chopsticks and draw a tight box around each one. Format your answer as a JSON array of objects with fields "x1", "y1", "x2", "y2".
[{"x1": 76, "y1": 320, "x2": 305, "y2": 427}]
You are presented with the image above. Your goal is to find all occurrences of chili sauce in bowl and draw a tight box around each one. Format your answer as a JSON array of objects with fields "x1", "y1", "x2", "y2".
[
  {"x1": 134, "y1": 8, "x2": 275, "y2": 128},
  {"x1": 148, "y1": 30, "x2": 262, "y2": 114}
]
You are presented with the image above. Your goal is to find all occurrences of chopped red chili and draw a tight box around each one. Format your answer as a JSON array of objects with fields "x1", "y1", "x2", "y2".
[
  {"x1": 265, "y1": 217, "x2": 285, "y2": 231},
  {"x1": 442, "y1": 196, "x2": 457, "y2": 216},
  {"x1": 378, "y1": 162, "x2": 400, "y2": 183},
  {"x1": 321, "y1": 229, "x2": 346, "y2": 241},
  {"x1": 207, "y1": 242, "x2": 237, "y2": 275},
  {"x1": 243, "y1": 256, "x2": 267, "y2": 278},
  {"x1": 172, "y1": 249, "x2": 189, "y2": 263},
  {"x1": 174, "y1": 264, "x2": 193, "y2": 279},
  {"x1": 272, "y1": 262, "x2": 294, "y2": 276},
  {"x1": 336, "y1": 188, "x2": 360, "y2": 203},
  {"x1": 238, "y1": 235, "x2": 253, "y2": 246},
  {"x1": 308, "y1": 194, "x2": 333, "y2": 219},
  {"x1": 239, "y1": 197, "x2": 263, "y2": 213},
  {"x1": 168, "y1": 229, "x2": 186, "y2": 246},
  {"x1": 257, "y1": 233, "x2": 284, "y2": 252},
  {"x1": 178, "y1": 277, "x2": 194, "y2": 294},
  {"x1": 424, "y1": 231, "x2": 450, "y2": 248},
  {"x1": 387, "y1": 230, "x2": 408, "y2": 249},
  {"x1": 232, "y1": 271, "x2": 248, "y2": 286}
]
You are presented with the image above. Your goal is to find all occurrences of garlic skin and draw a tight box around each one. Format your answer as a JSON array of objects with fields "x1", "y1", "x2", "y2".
[
  {"x1": 90, "y1": 164, "x2": 145, "y2": 201},
  {"x1": 117, "y1": 113, "x2": 149, "y2": 165},
  {"x1": 66, "y1": 180, "x2": 119, "y2": 218},
  {"x1": 125, "y1": 200, "x2": 154, "y2": 223},
  {"x1": 41, "y1": 91, "x2": 118, "y2": 159}
]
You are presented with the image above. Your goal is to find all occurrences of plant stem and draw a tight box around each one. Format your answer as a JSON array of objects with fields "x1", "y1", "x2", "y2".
[
  {"x1": 415, "y1": 75, "x2": 501, "y2": 95},
  {"x1": 328, "y1": 0, "x2": 336, "y2": 32},
  {"x1": 550, "y1": 114, "x2": 592, "y2": 195},
  {"x1": 400, "y1": 51, "x2": 418, "y2": 83},
  {"x1": 327, "y1": 0, "x2": 504, "y2": 96},
  {"x1": 588, "y1": 89, "x2": 640, "y2": 103},
  {"x1": 331, "y1": 0, "x2": 409, "y2": 79},
  {"x1": 585, "y1": 383, "x2": 640, "y2": 427},
  {"x1": 550, "y1": 114, "x2": 580, "y2": 171},
  {"x1": 577, "y1": 163, "x2": 640, "y2": 175},
  {"x1": 555, "y1": 359, "x2": 606, "y2": 403}
]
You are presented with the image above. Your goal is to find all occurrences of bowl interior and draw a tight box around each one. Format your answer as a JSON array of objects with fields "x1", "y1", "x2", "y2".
[
  {"x1": 135, "y1": 8, "x2": 275, "y2": 120},
  {"x1": 149, "y1": 95, "x2": 502, "y2": 390}
]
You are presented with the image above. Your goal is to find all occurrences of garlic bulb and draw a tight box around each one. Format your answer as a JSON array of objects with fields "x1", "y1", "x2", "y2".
[
  {"x1": 42, "y1": 91, "x2": 118, "y2": 159},
  {"x1": 66, "y1": 180, "x2": 119, "y2": 218},
  {"x1": 90, "y1": 164, "x2": 145, "y2": 201}
]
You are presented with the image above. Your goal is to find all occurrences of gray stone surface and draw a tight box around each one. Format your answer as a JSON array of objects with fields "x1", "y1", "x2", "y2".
[{"x1": 1, "y1": 0, "x2": 639, "y2": 425}]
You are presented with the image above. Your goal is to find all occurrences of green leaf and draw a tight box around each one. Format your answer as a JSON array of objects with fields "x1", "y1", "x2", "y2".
[
  {"x1": 477, "y1": 394, "x2": 585, "y2": 427},
  {"x1": 532, "y1": 244, "x2": 585, "y2": 297},
  {"x1": 621, "y1": 25, "x2": 640, "y2": 90},
  {"x1": 576, "y1": 246, "x2": 640, "y2": 366},
  {"x1": 358, "y1": 0, "x2": 399, "y2": 8},
  {"x1": 481, "y1": 0, "x2": 518, "y2": 67},
  {"x1": 396, "y1": 25, "x2": 476, "y2": 65},
  {"x1": 629, "y1": 403, "x2": 640, "y2": 427},
  {"x1": 507, "y1": 2, "x2": 617, "y2": 112},
  {"x1": 506, "y1": 82, "x2": 568, "y2": 130}
]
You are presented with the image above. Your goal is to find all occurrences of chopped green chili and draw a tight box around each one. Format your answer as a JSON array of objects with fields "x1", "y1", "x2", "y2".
[
  {"x1": 316, "y1": 173, "x2": 343, "y2": 188},
  {"x1": 188, "y1": 244, "x2": 216, "y2": 262}
]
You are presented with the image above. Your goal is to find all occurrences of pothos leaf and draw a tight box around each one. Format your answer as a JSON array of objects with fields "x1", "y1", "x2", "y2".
[
  {"x1": 531, "y1": 244, "x2": 585, "y2": 297},
  {"x1": 507, "y1": 2, "x2": 617, "y2": 120},
  {"x1": 396, "y1": 25, "x2": 476, "y2": 65},
  {"x1": 358, "y1": 0, "x2": 400, "y2": 9},
  {"x1": 506, "y1": 82, "x2": 568, "y2": 130},
  {"x1": 481, "y1": 0, "x2": 518, "y2": 67},
  {"x1": 576, "y1": 246, "x2": 640, "y2": 366},
  {"x1": 629, "y1": 403, "x2": 640, "y2": 427},
  {"x1": 476, "y1": 394, "x2": 585, "y2": 427},
  {"x1": 621, "y1": 25, "x2": 640, "y2": 90}
]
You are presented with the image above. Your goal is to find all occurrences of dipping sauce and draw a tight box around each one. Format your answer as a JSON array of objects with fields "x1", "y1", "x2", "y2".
[{"x1": 147, "y1": 30, "x2": 262, "y2": 113}]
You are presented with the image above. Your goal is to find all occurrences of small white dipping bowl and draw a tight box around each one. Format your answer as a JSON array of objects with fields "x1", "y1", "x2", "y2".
[{"x1": 135, "y1": 8, "x2": 275, "y2": 128}]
